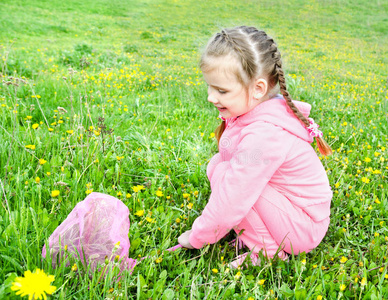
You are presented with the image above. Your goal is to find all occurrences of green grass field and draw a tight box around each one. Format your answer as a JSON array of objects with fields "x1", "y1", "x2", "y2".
[{"x1": 1, "y1": 0, "x2": 388, "y2": 298}]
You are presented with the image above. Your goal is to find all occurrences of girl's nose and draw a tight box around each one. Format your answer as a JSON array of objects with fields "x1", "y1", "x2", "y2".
[{"x1": 207, "y1": 90, "x2": 217, "y2": 104}]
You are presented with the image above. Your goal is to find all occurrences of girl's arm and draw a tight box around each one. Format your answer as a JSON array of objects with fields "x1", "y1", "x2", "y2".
[{"x1": 189, "y1": 125, "x2": 289, "y2": 249}]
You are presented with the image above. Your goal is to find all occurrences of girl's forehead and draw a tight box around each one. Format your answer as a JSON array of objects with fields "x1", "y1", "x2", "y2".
[{"x1": 202, "y1": 57, "x2": 241, "y2": 82}]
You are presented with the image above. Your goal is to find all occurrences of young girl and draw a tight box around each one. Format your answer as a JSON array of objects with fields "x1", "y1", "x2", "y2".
[
  {"x1": 44, "y1": 26, "x2": 332, "y2": 272},
  {"x1": 178, "y1": 26, "x2": 333, "y2": 266}
]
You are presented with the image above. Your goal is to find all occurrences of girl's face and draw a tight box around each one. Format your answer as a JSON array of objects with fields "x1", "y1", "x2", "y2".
[{"x1": 202, "y1": 58, "x2": 257, "y2": 119}]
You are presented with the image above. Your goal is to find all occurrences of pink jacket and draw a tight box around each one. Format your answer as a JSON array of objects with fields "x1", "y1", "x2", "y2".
[{"x1": 189, "y1": 95, "x2": 333, "y2": 249}]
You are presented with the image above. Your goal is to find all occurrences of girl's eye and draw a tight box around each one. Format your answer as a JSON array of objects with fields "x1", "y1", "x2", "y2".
[{"x1": 218, "y1": 90, "x2": 227, "y2": 94}]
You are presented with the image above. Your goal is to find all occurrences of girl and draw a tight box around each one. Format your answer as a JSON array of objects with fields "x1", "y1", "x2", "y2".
[{"x1": 178, "y1": 26, "x2": 333, "y2": 266}]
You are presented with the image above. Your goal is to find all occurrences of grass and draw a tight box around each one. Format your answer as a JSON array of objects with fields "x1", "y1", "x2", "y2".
[{"x1": 0, "y1": 0, "x2": 388, "y2": 298}]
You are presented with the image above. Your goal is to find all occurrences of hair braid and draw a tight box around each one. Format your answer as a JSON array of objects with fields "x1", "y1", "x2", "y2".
[{"x1": 274, "y1": 50, "x2": 332, "y2": 155}]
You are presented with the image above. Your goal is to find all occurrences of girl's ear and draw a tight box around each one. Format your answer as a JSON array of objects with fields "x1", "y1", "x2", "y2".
[{"x1": 253, "y1": 78, "x2": 268, "y2": 101}]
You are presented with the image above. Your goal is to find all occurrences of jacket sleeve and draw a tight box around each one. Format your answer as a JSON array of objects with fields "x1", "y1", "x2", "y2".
[{"x1": 189, "y1": 125, "x2": 288, "y2": 249}]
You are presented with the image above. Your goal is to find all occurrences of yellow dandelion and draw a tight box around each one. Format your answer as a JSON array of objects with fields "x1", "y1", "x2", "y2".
[
  {"x1": 361, "y1": 277, "x2": 367, "y2": 286},
  {"x1": 340, "y1": 284, "x2": 346, "y2": 291},
  {"x1": 51, "y1": 190, "x2": 60, "y2": 198},
  {"x1": 361, "y1": 177, "x2": 370, "y2": 183},
  {"x1": 317, "y1": 296, "x2": 323, "y2": 300},
  {"x1": 126, "y1": 193, "x2": 132, "y2": 199},
  {"x1": 187, "y1": 203, "x2": 193, "y2": 209},
  {"x1": 71, "y1": 264, "x2": 77, "y2": 272},
  {"x1": 134, "y1": 210, "x2": 144, "y2": 217},
  {"x1": 11, "y1": 268, "x2": 56, "y2": 300},
  {"x1": 156, "y1": 190, "x2": 163, "y2": 197},
  {"x1": 66, "y1": 130, "x2": 74, "y2": 134},
  {"x1": 116, "y1": 156, "x2": 124, "y2": 161},
  {"x1": 116, "y1": 191, "x2": 122, "y2": 197},
  {"x1": 25, "y1": 145, "x2": 36, "y2": 150},
  {"x1": 26, "y1": 116, "x2": 32, "y2": 120},
  {"x1": 234, "y1": 271, "x2": 241, "y2": 280},
  {"x1": 35, "y1": 177, "x2": 40, "y2": 184},
  {"x1": 132, "y1": 185, "x2": 144, "y2": 193},
  {"x1": 85, "y1": 189, "x2": 93, "y2": 195},
  {"x1": 340, "y1": 256, "x2": 348, "y2": 264},
  {"x1": 212, "y1": 268, "x2": 218, "y2": 274},
  {"x1": 32, "y1": 123, "x2": 39, "y2": 129},
  {"x1": 146, "y1": 217, "x2": 155, "y2": 223},
  {"x1": 258, "y1": 279, "x2": 266, "y2": 285},
  {"x1": 182, "y1": 193, "x2": 190, "y2": 199},
  {"x1": 210, "y1": 132, "x2": 215, "y2": 138},
  {"x1": 364, "y1": 157, "x2": 371, "y2": 163},
  {"x1": 176, "y1": 218, "x2": 181, "y2": 223},
  {"x1": 155, "y1": 257, "x2": 162, "y2": 263},
  {"x1": 39, "y1": 159, "x2": 47, "y2": 165}
]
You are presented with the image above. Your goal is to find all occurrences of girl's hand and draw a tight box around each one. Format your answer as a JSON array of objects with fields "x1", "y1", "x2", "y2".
[{"x1": 178, "y1": 230, "x2": 194, "y2": 249}]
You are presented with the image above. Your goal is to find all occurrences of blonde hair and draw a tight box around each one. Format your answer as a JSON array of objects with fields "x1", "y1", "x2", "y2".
[{"x1": 201, "y1": 26, "x2": 332, "y2": 156}]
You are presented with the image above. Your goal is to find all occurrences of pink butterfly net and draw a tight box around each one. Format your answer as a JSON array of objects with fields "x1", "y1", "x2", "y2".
[
  {"x1": 42, "y1": 192, "x2": 181, "y2": 273},
  {"x1": 42, "y1": 192, "x2": 137, "y2": 272}
]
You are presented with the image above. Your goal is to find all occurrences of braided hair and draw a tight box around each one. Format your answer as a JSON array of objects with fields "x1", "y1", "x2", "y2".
[{"x1": 201, "y1": 26, "x2": 332, "y2": 156}]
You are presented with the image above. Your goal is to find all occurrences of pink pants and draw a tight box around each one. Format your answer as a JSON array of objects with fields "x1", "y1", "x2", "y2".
[{"x1": 236, "y1": 184, "x2": 330, "y2": 257}]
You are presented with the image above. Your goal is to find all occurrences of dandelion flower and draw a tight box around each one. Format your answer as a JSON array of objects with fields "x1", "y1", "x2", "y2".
[
  {"x1": 361, "y1": 177, "x2": 370, "y2": 183},
  {"x1": 135, "y1": 210, "x2": 144, "y2": 217},
  {"x1": 35, "y1": 177, "x2": 40, "y2": 184},
  {"x1": 11, "y1": 268, "x2": 56, "y2": 300},
  {"x1": 39, "y1": 159, "x2": 47, "y2": 165},
  {"x1": 340, "y1": 284, "x2": 346, "y2": 291},
  {"x1": 32, "y1": 123, "x2": 39, "y2": 129},
  {"x1": 156, "y1": 190, "x2": 163, "y2": 197},
  {"x1": 212, "y1": 268, "x2": 218, "y2": 274},
  {"x1": 360, "y1": 277, "x2": 367, "y2": 287},
  {"x1": 132, "y1": 185, "x2": 144, "y2": 193},
  {"x1": 51, "y1": 190, "x2": 60, "y2": 197},
  {"x1": 340, "y1": 256, "x2": 348, "y2": 264},
  {"x1": 258, "y1": 279, "x2": 266, "y2": 285}
]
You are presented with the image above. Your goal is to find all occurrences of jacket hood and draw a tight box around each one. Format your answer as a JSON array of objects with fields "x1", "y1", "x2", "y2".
[{"x1": 238, "y1": 94, "x2": 314, "y2": 143}]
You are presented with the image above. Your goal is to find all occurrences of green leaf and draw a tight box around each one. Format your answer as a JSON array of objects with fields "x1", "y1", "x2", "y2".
[
  {"x1": 162, "y1": 289, "x2": 175, "y2": 300},
  {"x1": 280, "y1": 283, "x2": 294, "y2": 297}
]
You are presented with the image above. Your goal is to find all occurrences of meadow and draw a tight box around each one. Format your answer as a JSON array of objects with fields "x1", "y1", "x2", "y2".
[{"x1": 0, "y1": 0, "x2": 388, "y2": 298}]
